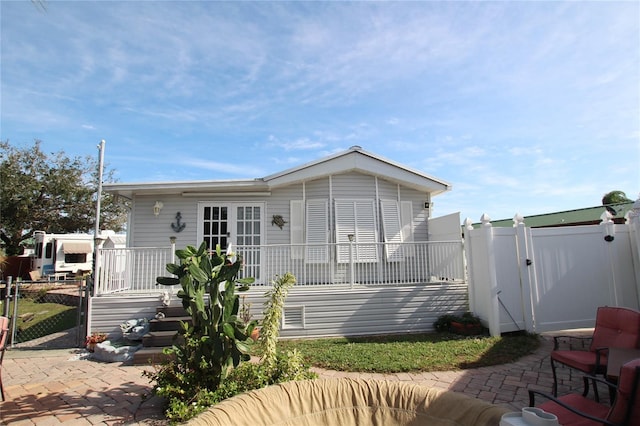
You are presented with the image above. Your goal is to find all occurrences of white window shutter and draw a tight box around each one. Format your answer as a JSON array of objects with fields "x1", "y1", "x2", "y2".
[
  {"x1": 381, "y1": 200, "x2": 403, "y2": 261},
  {"x1": 335, "y1": 200, "x2": 355, "y2": 263},
  {"x1": 335, "y1": 200, "x2": 378, "y2": 263},
  {"x1": 305, "y1": 199, "x2": 328, "y2": 264},
  {"x1": 290, "y1": 200, "x2": 304, "y2": 260},
  {"x1": 355, "y1": 201, "x2": 378, "y2": 263}
]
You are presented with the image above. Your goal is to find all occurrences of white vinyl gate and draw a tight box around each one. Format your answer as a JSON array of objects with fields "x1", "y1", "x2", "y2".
[{"x1": 465, "y1": 210, "x2": 640, "y2": 336}]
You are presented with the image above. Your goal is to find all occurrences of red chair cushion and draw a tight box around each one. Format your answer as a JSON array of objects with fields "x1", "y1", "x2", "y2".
[
  {"x1": 538, "y1": 393, "x2": 609, "y2": 426},
  {"x1": 551, "y1": 350, "x2": 607, "y2": 374},
  {"x1": 607, "y1": 358, "x2": 640, "y2": 425},
  {"x1": 591, "y1": 307, "x2": 640, "y2": 351}
]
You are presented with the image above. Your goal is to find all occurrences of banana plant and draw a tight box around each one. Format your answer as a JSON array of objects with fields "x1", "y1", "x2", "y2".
[{"x1": 156, "y1": 242, "x2": 256, "y2": 390}]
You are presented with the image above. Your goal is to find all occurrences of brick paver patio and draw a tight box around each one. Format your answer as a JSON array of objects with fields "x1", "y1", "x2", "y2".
[{"x1": 1, "y1": 332, "x2": 590, "y2": 425}]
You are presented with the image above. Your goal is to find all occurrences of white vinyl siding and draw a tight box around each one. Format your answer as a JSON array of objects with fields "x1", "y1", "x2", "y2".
[
  {"x1": 335, "y1": 199, "x2": 378, "y2": 263},
  {"x1": 305, "y1": 199, "x2": 329, "y2": 264},
  {"x1": 400, "y1": 201, "x2": 414, "y2": 243},
  {"x1": 401, "y1": 201, "x2": 415, "y2": 257}
]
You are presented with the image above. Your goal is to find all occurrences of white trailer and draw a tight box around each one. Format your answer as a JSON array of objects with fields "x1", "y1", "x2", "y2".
[
  {"x1": 32, "y1": 231, "x2": 126, "y2": 279},
  {"x1": 32, "y1": 231, "x2": 109, "y2": 279}
]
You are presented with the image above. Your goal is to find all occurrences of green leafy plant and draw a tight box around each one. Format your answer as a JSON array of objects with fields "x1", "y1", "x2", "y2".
[
  {"x1": 433, "y1": 314, "x2": 460, "y2": 332},
  {"x1": 239, "y1": 295, "x2": 253, "y2": 324},
  {"x1": 146, "y1": 243, "x2": 256, "y2": 406},
  {"x1": 144, "y1": 248, "x2": 316, "y2": 423},
  {"x1": 433, "y1": 311, "x2": 485, "y2": 335},
  {"x1": 259, "y1": 272, "x2": 296, "y2": 369}
]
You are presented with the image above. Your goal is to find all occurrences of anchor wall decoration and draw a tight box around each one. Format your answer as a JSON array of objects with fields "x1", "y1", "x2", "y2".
[{"x1": 171, "y1": 212, "x2": 186, "y2": 233}]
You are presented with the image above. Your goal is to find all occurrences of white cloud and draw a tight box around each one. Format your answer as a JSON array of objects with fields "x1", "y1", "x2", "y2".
[{"x1": 1, "y1": 0, "x2": 637, "y2": 223}]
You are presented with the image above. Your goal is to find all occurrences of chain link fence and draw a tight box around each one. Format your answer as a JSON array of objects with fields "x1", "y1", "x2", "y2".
[{"x1": 1, "y1": 277, "x2": 88, "y2": 349}]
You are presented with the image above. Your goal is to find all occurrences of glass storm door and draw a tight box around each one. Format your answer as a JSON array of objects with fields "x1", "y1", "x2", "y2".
[
  {"x1": 199, "y1": 203, "x2": 263, "y2": 280},
  {"x1": 235, "y1": 205, "x2": 261, "y2": 280},
  {"x1": 202, "y1": 205, "x2": 229, "y2": 250}
]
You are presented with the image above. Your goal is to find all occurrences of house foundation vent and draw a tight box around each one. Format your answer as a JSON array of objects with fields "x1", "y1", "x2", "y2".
[{"x1": 282, "y1": 306, "x2": 305, "y2": 329}]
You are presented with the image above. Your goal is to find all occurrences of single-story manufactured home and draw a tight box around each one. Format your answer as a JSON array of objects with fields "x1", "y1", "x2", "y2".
[{"x1": 90, "y1": 146, "x2": 469, "y2": 340}]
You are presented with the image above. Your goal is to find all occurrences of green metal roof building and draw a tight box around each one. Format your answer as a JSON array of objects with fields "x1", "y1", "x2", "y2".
[{"x1": 470, "y1": 202, "x2": 634, "y2": 229}]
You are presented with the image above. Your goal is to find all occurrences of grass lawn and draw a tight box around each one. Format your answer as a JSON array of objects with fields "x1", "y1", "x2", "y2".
[
  {"x1": 13, "y1": 298, "x2": 78, "y2": 342},
  {"x1": 275, "y1": 332, "x2": 540, "y2": 373}
]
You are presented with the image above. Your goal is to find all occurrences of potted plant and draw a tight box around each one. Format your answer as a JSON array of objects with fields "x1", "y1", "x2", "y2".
[
  {"x1": 85, "y1": 332, "x2": 108, "y2": 352},
  {"x1": 434, "y1": 312, "x2": 486, "y2": 336}
]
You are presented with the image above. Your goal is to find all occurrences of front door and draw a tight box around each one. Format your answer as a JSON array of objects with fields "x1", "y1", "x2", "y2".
[{"x1": 198, "y1": 203, "x2": 263, "y2": 280}]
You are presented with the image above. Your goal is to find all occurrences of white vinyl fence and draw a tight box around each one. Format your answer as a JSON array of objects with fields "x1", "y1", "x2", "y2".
[{"x1": 465, "y1": 206, "x2": 640, "y2": 336}]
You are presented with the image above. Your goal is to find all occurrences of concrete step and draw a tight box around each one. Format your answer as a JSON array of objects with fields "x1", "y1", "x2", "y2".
[
  {"x1": 132, "y1": 347, "x2": 176, "y2": 365},
  {"x1": 142, "y1": 330, "x2": 183, "y2": 347},
  {"x1": 149, "y1": 316, "x2": 191, "y2": 332}
]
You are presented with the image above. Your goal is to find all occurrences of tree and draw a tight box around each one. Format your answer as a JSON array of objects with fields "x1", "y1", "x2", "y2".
[
  {"x1": 602, "y1": 190, "x2": 633, "y2": 217},
  {"x1": 0, "y1": 140, "x2": 127, "y2": 255},
  {"x1": 602, "y1": 190, "x2": 633, "y2": 206}
]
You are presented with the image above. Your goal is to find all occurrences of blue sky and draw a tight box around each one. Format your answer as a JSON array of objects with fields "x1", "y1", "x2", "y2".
[{"x1": 2, "y1": 1, "x2": 638, "y2": 223}]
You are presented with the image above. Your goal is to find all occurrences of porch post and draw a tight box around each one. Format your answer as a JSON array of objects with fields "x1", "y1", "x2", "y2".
[
  {"x1": 170, "y1": 236, "x2": 176, "y2": 264},
  {"x1": 170, "y1": 237, "x2": 177, "y2": 294},
  {"x1": 93, "y1": 237, "x2": 105, "y2": 296},
  {"x1": 348, "y1": 234, "x2": 355, "y2": 288}
]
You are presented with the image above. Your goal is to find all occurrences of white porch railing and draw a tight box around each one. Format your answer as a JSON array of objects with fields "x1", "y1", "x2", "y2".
[
  {"x1": 95, "y1": 246, "x2": 174, "y2": 295},
  {"x1": 94, "y1": 241, "x2": 464, "y2": 295}
]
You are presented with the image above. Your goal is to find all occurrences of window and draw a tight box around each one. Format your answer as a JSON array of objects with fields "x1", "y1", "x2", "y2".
[
  {"x1": 64, "y1": 253, "x2": 87, "y2": 264},
  {"x1": 202, "y1": 205, "x2": 229, "y2": 250}
]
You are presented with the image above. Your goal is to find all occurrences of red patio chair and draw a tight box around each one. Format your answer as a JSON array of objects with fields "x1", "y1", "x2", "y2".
[
  {"x1": 529, "y1": 358, "x2": 640, "y2": 426},
  {"x1": 0, "y1": 315, "x2": 8, "y2": 401},
  {"x1": 550, "y1": 306, "x2": 640, "y2": 397}
]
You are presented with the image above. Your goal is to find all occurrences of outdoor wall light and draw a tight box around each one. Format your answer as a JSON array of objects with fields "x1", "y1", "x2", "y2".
[
  {"x1": 347, "y1": 234, "x2": 355, "y2": 242},
  {"x1": 153, "y1": 201, "x2": 164, "y2": 217},
  {"x1": 169, "y1": 236, "x2": 177, "y2": 244}
]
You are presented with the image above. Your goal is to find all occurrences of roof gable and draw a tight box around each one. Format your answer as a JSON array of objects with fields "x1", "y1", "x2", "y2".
[
  {"x1": 264, "y1": 146, "x2": 451, "y2": 194},
  {"x1": 104, "y1": 146, "x2": 451, "y2": 198}
]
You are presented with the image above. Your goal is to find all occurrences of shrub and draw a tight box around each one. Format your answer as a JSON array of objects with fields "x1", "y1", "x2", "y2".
[
  {"x1": 144, "y1": 250, "x2": 315, "y2": 423},
  {"x1": 145, "y1": 243, "x2": 256, "y2": 420},
  {"x1": 433, "y1": 314, "x2": 459, "y2": 332},
  {"x1": 434, "y1": 312, "x2": 484, "y2": 333}
]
